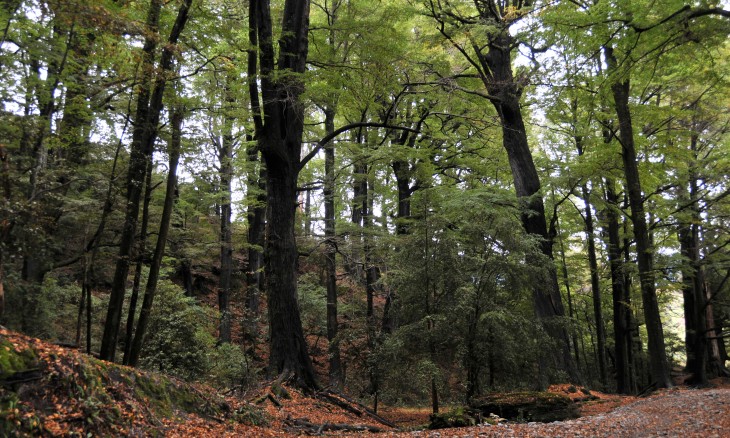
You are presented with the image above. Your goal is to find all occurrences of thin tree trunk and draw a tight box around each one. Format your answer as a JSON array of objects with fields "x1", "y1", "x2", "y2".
[
  {"x1": 556, "y1": 210, "x2": 581, "y2": 375},
  {"x1": 323, "y1": 106, "x2": 342, "y2": 388},
  {"x1": 100, "y1": 0, "x2": 193, "y2": 361},
  {"x1": 75, "y1": 252, "x2": 89, "y2": 348},
  {"x1": 604, "y1": 177, "x2": 631, "y2": 393},
  {"x1": 245, "y1": 153, "x2": 265, "y2": 314},
  {"x1": 678, "y1": 190, "x2": 707, "y2": 384},
  {"x1": 100, "y1": 0, "x2": 162, "y2": 361},
  {"x1": 0, "y1": 144, "x2": 9, "y2": 317},
  {"x1": 123, "y1": 159, "x2": 153, "y2": 364},
  {"x1": 582, "y1": 183, "x2": 607, "y2": 386},
  {"x1": 218, "y1": 73, "x2": 236, "y2": 344},
  {"x1": 679, "y1": 128, "x2": 710, "y2": 384},
  {"x1": 246, "y1": 2, "x2": 265, "y2": 316},
  {"x1": 350, "y1": 159, "x2": 366, "y2": 279},
  {"x1": 624, "y1": 212, "x2": 640, "y2": 393},
  {"x1": 128, "y1": 106, "x2": 184, "y2": 366}
]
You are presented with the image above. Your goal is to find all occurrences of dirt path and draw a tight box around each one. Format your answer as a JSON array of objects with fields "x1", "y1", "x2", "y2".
[{"x1": 399, "y1": 388, "x2": 730, "y2": 437}]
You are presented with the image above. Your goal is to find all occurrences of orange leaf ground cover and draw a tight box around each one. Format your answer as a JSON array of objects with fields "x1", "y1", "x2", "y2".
[{"x1": 3, "y1": 328, "x2": 730, "y2": 437}]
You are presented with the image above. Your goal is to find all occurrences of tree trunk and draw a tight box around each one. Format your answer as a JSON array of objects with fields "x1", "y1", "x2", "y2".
[
  {"x1": 218, "y1": 73, "x2": 236, "y2": 344},
  {"x1": 100, "y1": 0, "x2": 162, "y2": 362},
  {"x1": 99, "y1": 0, "x2": 192, "y2": 362},
  {"x1": 606, "y1": 46, "x2": 672, "y2": 388},
  {"x1": 623, "y1": 212, "x2": 641, "y2": 393},
  {"x1": 323, "y1": 106, "x2": 342, "y2": 388},
  {"x1": 364, "y1": 170, "x2": 380, "y2": 322},
  {"x1": 263, "y1": 159, "x2": 318, "y2": 388},
  {"x1": 679, "y1": 128, "x2": 712, "y2": 383},
  {"x1": 245, "y1": 150, "x2": 266, "y2": 314},
  {"x1": 678, "y1": 190, "x2": 708, "y2": 384},
  {"x1": 122, "y1": 159, "x2": 153, "y2": 364},
  {"x1": 252, "y1": 0, "x2": 318, "y2": 389},
  {"x1": 556, "y1": 209, "x2": 582, "y2": 376},
  {"x1": 582, "y1": 183, "x2": 607, "y2": 387},
  {"x1": 128, "y1": 106, "x2": 184, "y2": 367},
  {"x1": 246, "y1": 2, "x2": 265, "y2": 316},
  {"x1": 392, "y1": 161, "x2": 412, "y2": 236},
  {"x1": 350, "y1": 159, "x2": 367, "y2": 279},
  {"x1": 604, "y1": 177, "x2": 632, "y2": 393},
  {"x1": 0, "y1": 144, "x2": 11, "y2": 318}
]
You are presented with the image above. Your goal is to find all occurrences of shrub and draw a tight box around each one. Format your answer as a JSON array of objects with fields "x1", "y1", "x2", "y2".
[{"x1": 139, "y1": 280, "x2": 215, "y2": 380}]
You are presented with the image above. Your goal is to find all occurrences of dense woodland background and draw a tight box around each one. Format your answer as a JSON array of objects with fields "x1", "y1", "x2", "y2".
[{"x1": 1, "y1": 0, "x2": 729, "y2": 412}]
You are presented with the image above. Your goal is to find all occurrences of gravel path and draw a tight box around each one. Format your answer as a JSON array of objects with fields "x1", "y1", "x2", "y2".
[{"x1": 401, "y1": 388, "x2": 730, "y2": 437}]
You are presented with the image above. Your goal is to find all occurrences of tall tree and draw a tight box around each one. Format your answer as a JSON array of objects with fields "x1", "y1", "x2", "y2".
[
  {"x1": 217, "y1": 70, "x2": 238, "y2": 344},
  {"x1": 100, "y1": 0, "x2": 193, "y2": 361},
  {"x1": 248, "y1": 0, "x2": 319, "y2": 388},
  {"x1": 604, "y1": 45, "x2": 673, "y2": 389},
  {"x1": 423, "y1": 0, "x2": 578, "y2": 384},
  {"x1": 128, "y1": 102, "x2": 185, "y2": 366}
]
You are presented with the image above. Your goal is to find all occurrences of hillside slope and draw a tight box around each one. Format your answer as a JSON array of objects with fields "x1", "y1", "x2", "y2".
[{"x1": 0, "y1": 327, "x2": 266, "y2": 436}]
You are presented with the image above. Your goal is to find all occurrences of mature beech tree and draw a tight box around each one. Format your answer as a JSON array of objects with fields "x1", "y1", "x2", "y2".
[
  {"x1": 248, "y1": 0, "x2": 319, "y2": 388},
  {"x1": 423, "y1": 0, "x2": 578, "y2": 384}
]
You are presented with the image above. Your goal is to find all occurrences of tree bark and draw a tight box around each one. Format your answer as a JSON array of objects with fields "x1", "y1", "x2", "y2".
[
  {"x1": 99, "y1": 0, "x2": 162, "y2": 362},
  {"x1": 122, "y1": 159, "x2": 152, "y2": 364},
  {"x1": 481, "y1": 32, "x2": 577, "y2": 384},
  {"x1": 556, "y1": 210, "x2": 582, "y2": 377},
  {"x1": 350, "y1": 158, "x2": 367, "y2": 279},
  {"x1": 246, "y1": 3, "x2": 265, "y2": 316},
  {"x1": 582, "y1": 184, "x2": 607, "y2": 387},
  {"x1": 245, "y1": 147, "x2": 266, "y2": 314},
  {"x1": 678, "y1": 130, "x2": 708, "y2": 385}
]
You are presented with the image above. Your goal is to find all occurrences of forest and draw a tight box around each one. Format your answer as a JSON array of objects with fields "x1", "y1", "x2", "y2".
[{"x1": 1, "y1": 0, "x2": 730, "y2": 435}]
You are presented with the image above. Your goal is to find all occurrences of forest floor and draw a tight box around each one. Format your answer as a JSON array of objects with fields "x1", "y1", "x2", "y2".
[{"x1": 2, "y1": 327, "x2": 729, "y2": 437}]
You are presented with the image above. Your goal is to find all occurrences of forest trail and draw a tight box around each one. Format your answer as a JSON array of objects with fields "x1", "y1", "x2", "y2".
[{"x1": 398, "y1": 387, "x2": 730, "y2": 437}]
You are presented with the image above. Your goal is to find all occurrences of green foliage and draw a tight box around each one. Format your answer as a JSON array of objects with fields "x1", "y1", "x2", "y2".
[
  {"x1": 139, "y1": 280, "x2": 216, "y2": 381},
  {"x1": 297, "y1": 273, "x2": 327, "y2": 336},
  {"x1": 376, "y1": 186, "x2": 549, "y2": 403},
  {"x1": 2, "y1": 277, "x2": 80, "y2": 341},
  {"x1": 136, "y1": 278, "x2": 257, "y2": 388},
  {"x1": 207, "y1": 342, "x2": 259, "y2": 390}
]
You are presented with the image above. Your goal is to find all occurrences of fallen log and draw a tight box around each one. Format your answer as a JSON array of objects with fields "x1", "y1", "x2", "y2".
[{"x1": 319, "y1": 389, "x2": 396, "y2": 428}]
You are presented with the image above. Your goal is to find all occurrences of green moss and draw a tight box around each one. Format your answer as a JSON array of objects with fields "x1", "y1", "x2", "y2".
[
  {"x1": 429, "y1": 407, "x2": 477, "y2": 429},
  {"x1": 0, "y1": 338, "x2": 38, "y2": 379},
  {"x1": 133, "y1": 371, "x2": 229, "y2": 420}
]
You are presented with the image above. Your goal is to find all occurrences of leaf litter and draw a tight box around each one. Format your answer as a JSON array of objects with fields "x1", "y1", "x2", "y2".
[{"x1": 2, "y1": 328, "x2": 729, "y2": 437}]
